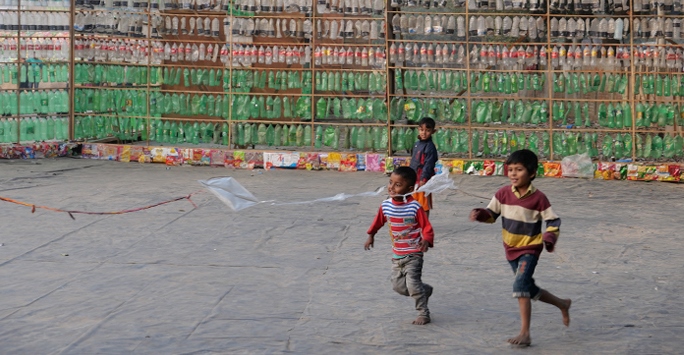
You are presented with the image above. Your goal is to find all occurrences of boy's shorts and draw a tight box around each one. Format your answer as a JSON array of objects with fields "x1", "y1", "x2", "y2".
[
  {"x1": 508, "y1": 253, "x2": 541, "y2": 300},
  {"x1": 413, "y1": 191, "x2": 432, "y2": 211}
]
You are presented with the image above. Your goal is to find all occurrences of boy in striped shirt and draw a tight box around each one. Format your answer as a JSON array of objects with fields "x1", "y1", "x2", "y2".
[
  {"x1": 365, "y1": 166, "x2": 435, "y2": 325},
  {"x1": 470, "y1": 149, "x2": 571, "y2": 347}
]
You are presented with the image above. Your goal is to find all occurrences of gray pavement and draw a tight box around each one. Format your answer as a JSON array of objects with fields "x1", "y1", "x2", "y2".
[{"x1": 1, "y1": 158, "x2": 683, "y2": 354}]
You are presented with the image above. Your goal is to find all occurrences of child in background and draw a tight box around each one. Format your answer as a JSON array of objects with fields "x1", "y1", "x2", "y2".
[
  {"x1": 469, "y1": 149, "x2": 571, "y2": 347},
  {"x1": 409, "y1": 117, "x2": 438, "y2": 218},
  {"x1": 365, "y1": 167, "x2": 435, "y2": 325}
]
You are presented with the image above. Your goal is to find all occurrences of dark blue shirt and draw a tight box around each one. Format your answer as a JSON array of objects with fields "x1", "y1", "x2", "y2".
[{"x1": 409, "y1": 137, "x2": 438, "y2": 183}]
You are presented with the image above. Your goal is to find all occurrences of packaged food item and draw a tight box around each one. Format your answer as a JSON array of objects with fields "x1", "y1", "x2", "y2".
[
  {"x1": 543, "y1": 162, "x2": 562, "y2": 177},
  {"x1": 303, "y1": 153, "x2": 320, "y2": 170},
  {"x1": 450, "y1": 160, "x2": 465, "y2": 174},
  {"x1": 483, "y1": 160, "x2": 496, "y2": 176},
  {"x1": 327, "y1": 152, "x2": 342, "y2": 170},
  {"x1": 637, "y1": 165, "x2": 658, "y2": 181},
  {"x1": 626, "y1": 164, "x2": 639, "y2": 180},
  {"x1": 130, "y1": 146, "x2": 144, "y2": 163},
  {"x1": 201, "y1": 150, "x2": 212, "y2": 166},
  {"x1": 339, "y1": 153, "x2": 358, "y2": 172},
  {"x1": 120, "y1": 145, "x2": 131, "y2": 163},
  {"x1": 245, "y1": 152, "x2": 264, "y2": 169},
  {"x1": 494, "y1": 161, "x2": 505, "y2": 176},
  {"x1": 464, "y1": 160, "x2": 484, "y2": 175},
  {"x1": 595, "y1": 162, "x2": 615, "y2": 180},
  {"x1": 150, "y1": 147, "x2": 166, "y2": 163},
  {"x1": 356, "y1": 154, "x2": 367, "y2": 171},
  {"x1": 210, "y1": 150, "x2": 225, "y2": 166},
  {"x1": 614, "y1": 164, "x2": 628, "y2": 180}
]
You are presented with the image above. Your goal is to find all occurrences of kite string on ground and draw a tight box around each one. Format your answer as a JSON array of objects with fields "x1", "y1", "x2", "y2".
[{"x1": 0, "y1": 191, "x2": 202, "y2": 220}]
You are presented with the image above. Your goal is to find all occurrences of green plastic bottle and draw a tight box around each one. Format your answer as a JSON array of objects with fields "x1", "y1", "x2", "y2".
[
  {"x1": 614, "y1": 133, "x2": 625, "y2": 158},
  {"x1": 288, "y1": 125, "x2": 297, "y2": 146},
  {"x1": 607, "y1": 103, "x2": 616, "y2": 128},
  {"x1": 314, "y1": 126, "x2": 323, "y2": 149},
  {"x1": 482, "y1": 131, "x2": 490, "y2": 155},
  {"x1": 527, "y1": 134, "x2": 538, "y2": 155},
  {"x1": 471, "y1": 130, "x2": 480, "y2": 155},
  {"x1": 598, "y1": 103, "x2": 608, "y2": 127},
  {"x1": 540, "y1": 131, "x2": 549, "y2": 157},
  {"x1": 614, "y1": 104, "x2": 623, "y2": 129},
  {"x1": 395, "y1": 127, "x2": 406, "y2": 152},
  {"x1": 273, "y1": 125, "x2": 282, "y2": 146},
  {"x1": 574, "y1": 132, "x2": 586, "y2": 155},
  {"x1": 622, "y1": 102, "x2": 632, "y2": 128},
  {"x1": 550, "y1": 132, "x2": 562, "y2": 158},
  {"x1": 652, "y1": 135, "x2": 663, "y2": 158},
  {"x1": 263, "y1": 124, "x2": 274, "y2": 146},
  {"x1": 552, "y1": 101, "x2": 560, "y2": 123},
  {"x1": 601, "y1": 134, "x2": 613, "y2": 158},
  {"x1": 675, "y1": 135, "x2": 684, "y2": 157}
]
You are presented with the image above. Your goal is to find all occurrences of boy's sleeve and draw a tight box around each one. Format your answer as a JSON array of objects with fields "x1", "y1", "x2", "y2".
[
  {"x1": 416, "y1": 208, "x2": 434, "y2": 247},
  {"x1": 473, "y1": 195, "x2": 501, "y2": 223},
  {"x1": 367, "y1": 205, "x2": 387, "y2": 235},
  {"x1": 420, "y1": 143, "x2": 438, "y2": 183},
  {"x1": 541, "y1": 205, "x2": 561, "y2": 247}
]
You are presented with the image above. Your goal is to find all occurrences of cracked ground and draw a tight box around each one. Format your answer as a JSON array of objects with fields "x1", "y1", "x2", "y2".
[{"x1": 1, "y1": 158, "x2": 683, "y2": 354}]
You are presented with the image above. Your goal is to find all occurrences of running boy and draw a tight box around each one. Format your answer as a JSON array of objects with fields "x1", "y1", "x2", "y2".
[
  {"x1": 410, "y1": 117, "x2": 438, "y2": 218},
  {"x1": 469, "y1": 149, "x2": 571, "y2": 347},
  {"x1": 365, "y1": 166, "x2": 434, "y2": 325}
]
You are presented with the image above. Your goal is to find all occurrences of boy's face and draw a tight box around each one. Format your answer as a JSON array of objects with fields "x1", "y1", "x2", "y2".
[
  {"x1": 418, "y1": 124, "x2": 436, "y2": 141},
  {"x1": 388, "y1": 173, "x2": 414, "y2": 201},
  {"x1": 507, "y1": 163, "x2": 534, "y2": 190}
]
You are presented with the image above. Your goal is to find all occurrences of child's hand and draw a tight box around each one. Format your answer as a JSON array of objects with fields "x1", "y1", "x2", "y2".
[
  {"x1": 418, "y1": 239, "x2": 431, "y2": 252},
  {"x1": 364, "y1": 235, "x2": 375, "y2": 250},
  {"x1": 544, "y1": 241, "x2": 555, "y2": 253},
  {"x1": 469, "y1": 209, "x2": 479, "y2": 221}
]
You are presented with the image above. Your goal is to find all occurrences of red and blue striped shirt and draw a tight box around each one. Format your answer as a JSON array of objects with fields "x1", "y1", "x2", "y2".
[{"x1": 368, "y1": 196, "x2": 434, "y2": 257}]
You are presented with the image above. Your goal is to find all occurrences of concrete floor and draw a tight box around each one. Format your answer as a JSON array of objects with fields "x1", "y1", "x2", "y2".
[{"x1": 1, "y1": 158, "x2": 683, "y2": 354}]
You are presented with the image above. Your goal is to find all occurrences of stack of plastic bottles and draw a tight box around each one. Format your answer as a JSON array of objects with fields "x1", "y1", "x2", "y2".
[
  {"x1": 390, "y1": 97, "x2": 467, "y2": 123},
  {"x1": 0, "y1": 117, "x2": 69, "y2": 143},
  {"x1": 74, "y1": 64, "x2": 161, "y2": 86}
]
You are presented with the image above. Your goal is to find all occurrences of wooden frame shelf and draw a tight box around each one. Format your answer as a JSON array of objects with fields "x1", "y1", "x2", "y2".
[{"x1": 3, "y1": 0, "x2": 684, "y2": 161}]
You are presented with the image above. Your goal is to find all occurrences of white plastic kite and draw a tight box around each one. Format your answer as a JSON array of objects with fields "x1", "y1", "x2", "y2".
[{"x1": 199, "y1": 170, "x2": 458, "y2": 211}]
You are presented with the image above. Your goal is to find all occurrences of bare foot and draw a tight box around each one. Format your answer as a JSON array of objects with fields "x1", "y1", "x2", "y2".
[
  {"x1": 412, "y1": 316, "x2": 431, "y2": 325},
  {"x1": 561, "y1": 299, "x2": 572, "y2": 327},
  {"x1": 507, "y1": 333, "x2": 531, "y2": 347}
]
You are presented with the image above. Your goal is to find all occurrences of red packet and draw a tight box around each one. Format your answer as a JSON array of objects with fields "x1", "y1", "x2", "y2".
[
  {"x1": 339, "y1": 153, "x2": 358, "y2": 172},
  {"x1": 483, "y1": 160, "x2": 496, "y2": 176},
  {"x1": 543, "y1": 162, "x2": 562, "y2": 178},
  {"x1": 130, "y1": 146, "x2": 144, "y2": 162}
]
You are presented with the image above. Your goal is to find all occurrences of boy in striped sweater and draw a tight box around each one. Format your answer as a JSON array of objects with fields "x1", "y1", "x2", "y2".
[
  {"x1": 366, "y1": 166, "x2": 435, "y2": 325},
  {"x1": 470, "y1": 149, "x2": 571, "y2": 347}
]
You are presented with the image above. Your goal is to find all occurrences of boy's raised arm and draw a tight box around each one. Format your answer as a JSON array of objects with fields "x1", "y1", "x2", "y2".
[
  {"x1": 470, "y1": 194, "x2": 501, "y2": 223},
  {"x1": 469, "y1": 208, "x2": 496, "y2": 223}
]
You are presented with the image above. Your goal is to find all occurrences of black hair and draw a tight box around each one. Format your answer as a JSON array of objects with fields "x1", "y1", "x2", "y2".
[
  {"x1": 417, "y1": 117, "x2": 436, "y2": 130},
  {"x1": 392, "y1": 166, "x2": 417, "y2": 187},
  {"x1": 505, "y1": 149, "x2": 538, "y2": 181}
]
